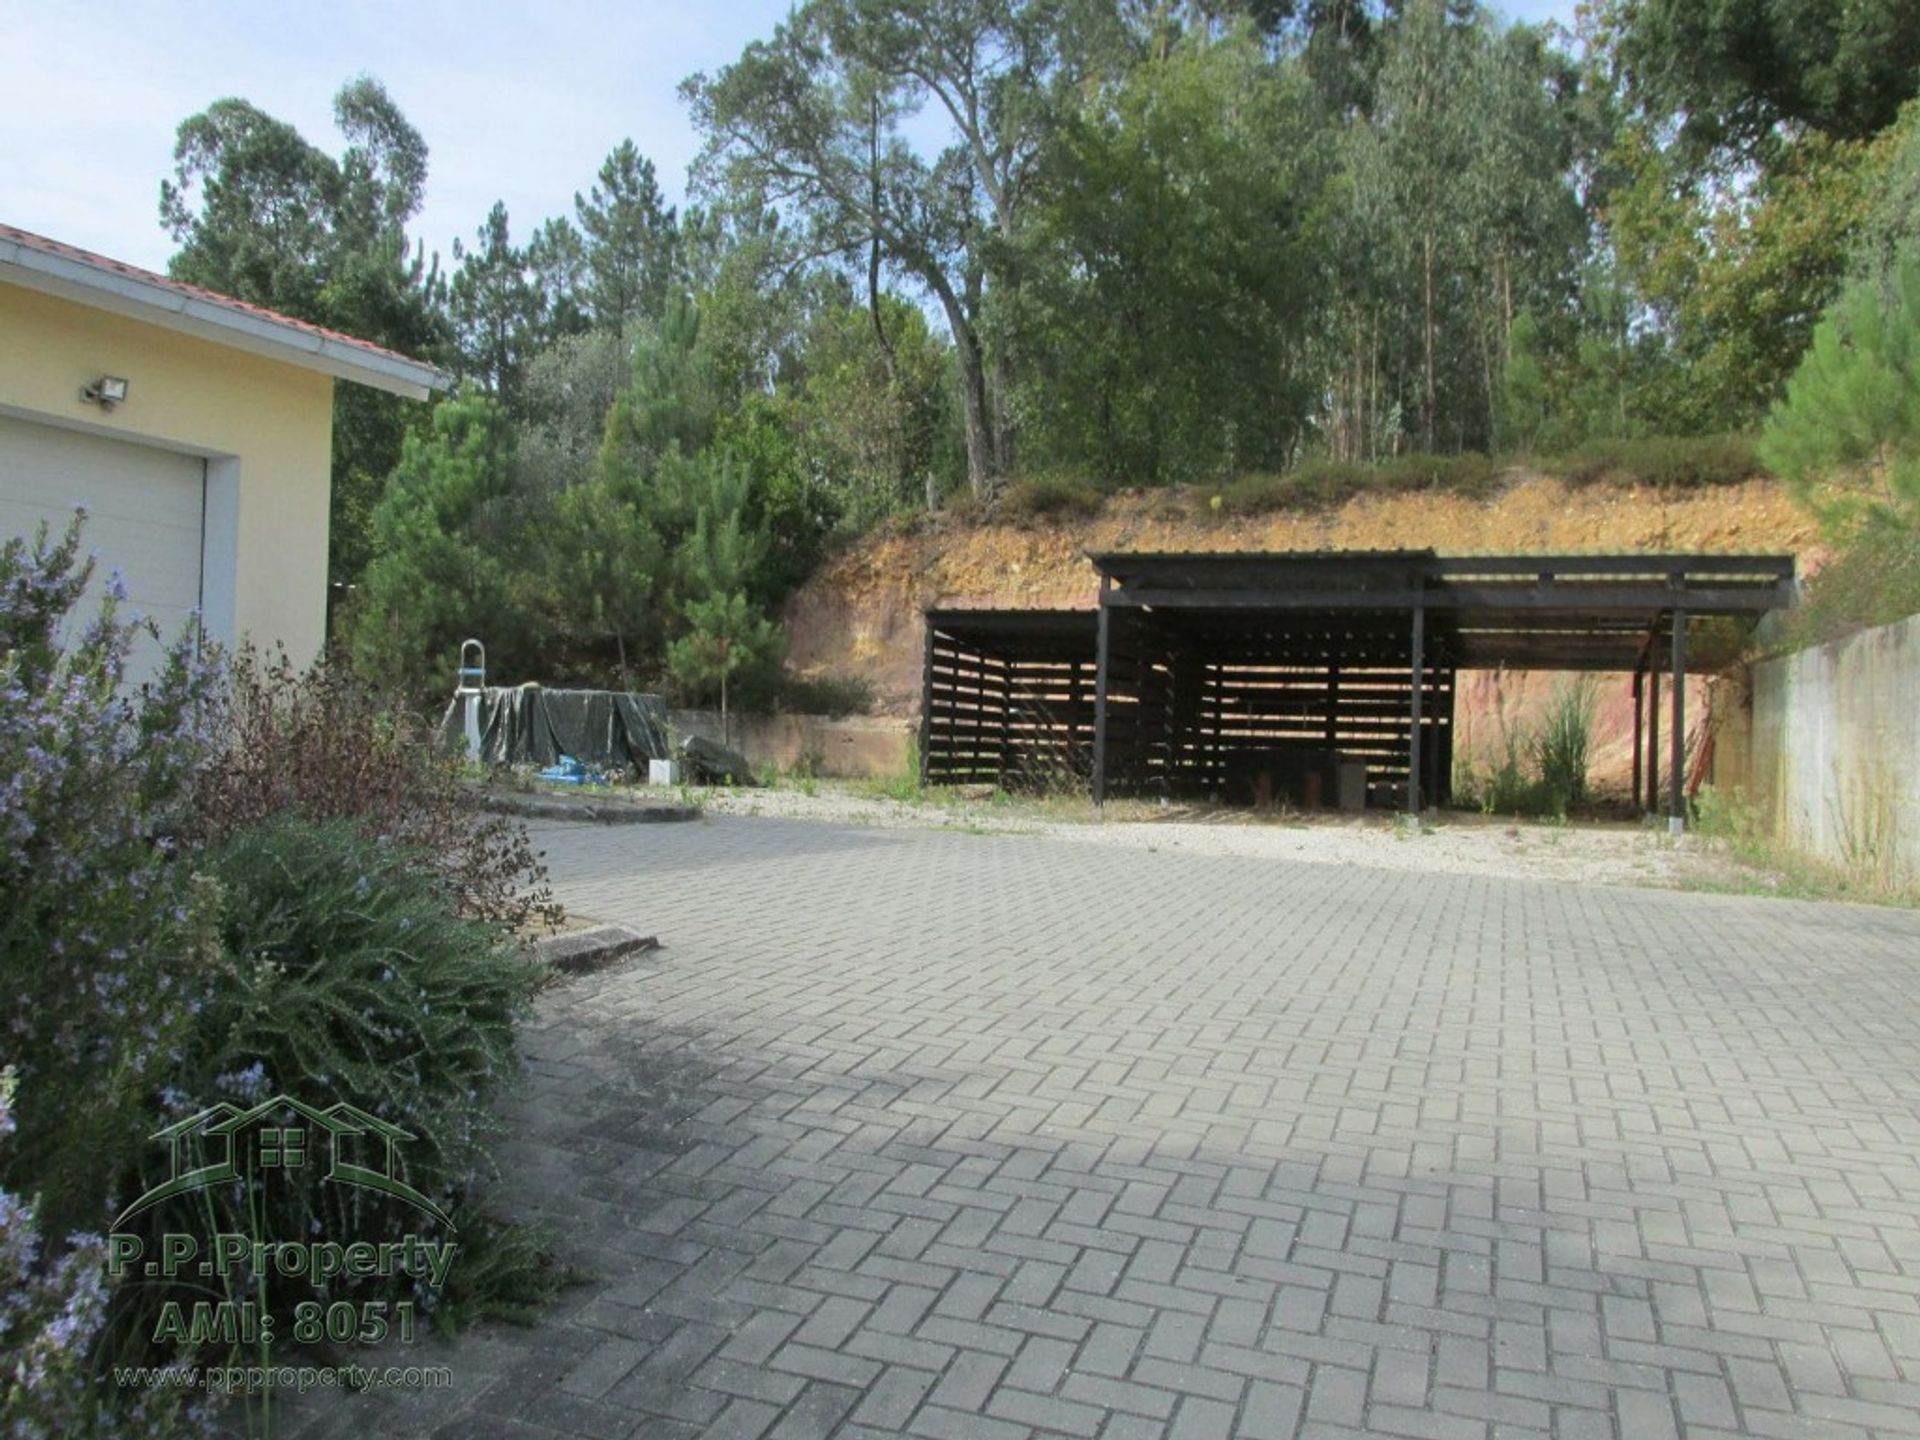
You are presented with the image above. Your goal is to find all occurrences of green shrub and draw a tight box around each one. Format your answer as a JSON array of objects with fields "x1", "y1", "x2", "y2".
[
  {"x1": 1455, "y1": 725, "x2": 1536, "y2": 817},
  {"x1": 1545, "y1": 434, "x2": 1764, "y2": 490},
  {"x1": 1217, "y1": 464, "x2": 1362, "y2": 514},
  {"x1": 201, "y1": 817, "x2": 532, "y2": 1195},
  {"x1": 114, "y1": 816, "x2": 544, "y2": 1344},
  {"x1": 1770, "y1": 521, "x2": 1920, "y2": 651},
  {"x1": 1454, "y1": 678, "x2": 1597, "y2": 819},
  {"x1": 1373, "y1": 452, "x2": 1501, "y2": 500},
  {"x1": 433, "y1": 1206, "x2": 580, "y2": 1332},
  {"x1": 1218, "y1": 454, "x2": 1500, "y2": 515},
  {"x1": 939, "y1": 489, "x2": 990, "y2": 527},
  {"x1": 999, "y1": 473, "x2": 1105, "y2": 521},
  {"x1": 1692, "y1": 784, "x2": 1772, "y2": 863}
]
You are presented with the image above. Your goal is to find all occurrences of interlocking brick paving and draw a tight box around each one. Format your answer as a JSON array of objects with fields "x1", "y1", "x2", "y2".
[{"x1": 286, "y1": 815, "x2": 1920, "y2": 1439}]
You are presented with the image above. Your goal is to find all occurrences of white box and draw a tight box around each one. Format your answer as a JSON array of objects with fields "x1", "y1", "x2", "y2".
[{"x1": 648, "y1": 759, "x2": 681, "y2": 786}]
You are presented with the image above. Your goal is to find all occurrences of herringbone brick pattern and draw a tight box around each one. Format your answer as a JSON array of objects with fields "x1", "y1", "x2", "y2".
[{"x1": 289, "y1": 816, "x2": 1920, "y2": 1438}]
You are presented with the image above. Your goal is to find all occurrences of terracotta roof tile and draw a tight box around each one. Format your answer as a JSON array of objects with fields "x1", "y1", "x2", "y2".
[{"x1": 0, "y1": 222, "x2": 434, "y2": 370}]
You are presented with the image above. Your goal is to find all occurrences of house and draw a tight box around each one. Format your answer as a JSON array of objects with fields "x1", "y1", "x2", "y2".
[{"x1": 0, "y1": 223, "x2": 444, "y2": 682}]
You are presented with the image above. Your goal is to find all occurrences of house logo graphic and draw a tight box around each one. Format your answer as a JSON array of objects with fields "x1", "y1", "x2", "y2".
[{"x1": 113, "y1": 1095, "x2": 455, "y2": 1231}]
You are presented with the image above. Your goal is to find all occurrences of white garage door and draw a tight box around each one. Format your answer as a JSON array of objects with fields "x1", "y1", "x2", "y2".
[{"x1": 0, "y1": 413, "x2": 206, "y2": 686}]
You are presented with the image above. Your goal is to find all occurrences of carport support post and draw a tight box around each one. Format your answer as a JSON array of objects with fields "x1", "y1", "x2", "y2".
[
  {"x1": 1648, "y1": 663, "x2": 1660, "y2": 818},
  {"x1": 1630, "y1": 668, "x2": 1644, "y2": 811},
  {"x1": 1670, "y1": 608, "x2": 1688, "y2": 834},
  {"x1": 1407, "y1": 598, "x2": 1425, "y2": 815},
  {"x1": 1092, "y1": 577, "x2": 1112, "y2": 808},
  {"x1": 918, "y1": 618, "x2": 934, "y2": 789}
]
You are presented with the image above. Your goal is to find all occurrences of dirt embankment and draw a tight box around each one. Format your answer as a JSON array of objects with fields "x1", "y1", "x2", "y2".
[{"x1": 786, "y1": 473, "x2": 1823, "y2": 725}]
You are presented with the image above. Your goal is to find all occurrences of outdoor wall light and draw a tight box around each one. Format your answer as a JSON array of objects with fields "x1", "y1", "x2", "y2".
[{"x1": 81, "y1": 375, "x2": 129, "y2": 410}]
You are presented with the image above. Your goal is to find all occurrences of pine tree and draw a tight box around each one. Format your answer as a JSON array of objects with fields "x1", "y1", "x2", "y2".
[
  {"x1": 575, "y1": 140, "x2": 679, "y2": 342},
  {"x1": 526, "y1": 216, "x2": 592, "y2": 342},
  {"x1": 449, "y1": 201, "x2": 539, "y2": 405},
  {"x1": 544, "y1": 478, "x2": 663, "y2": 685},
  {"x1": 350, "y1": 397, "x2": 537, "y2": 697},
  {"x1": 666, "y1": 456, "x2": 781, "y2": 743},
  {"x1": 1760, "y1": 251, "x2": 1920, "y2": 533}
]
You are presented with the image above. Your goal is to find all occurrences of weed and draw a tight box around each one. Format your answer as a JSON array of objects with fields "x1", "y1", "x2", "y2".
[
  {"x1": 1691, "y1": 783, "x2": 1919, "y2": 905},
  {"x1": 999, "y1": 472, "x2": 1105, "y2": 521},
  {"x1": 1454, "y1": 676, "x2": 1597, "y2": 819},
  {"x1": 1540, "y1": 434, "x2": 1763, "y2": 490},
  {"x1": 1533, "y1": 677, "x2": 1600, "y2": 815},
  {"x1": 860, "y1": 739, "x2": 925, "y2": 804},
  {"x1": 1767, "y1": 522, "x2": 1920, "y2": 653}
]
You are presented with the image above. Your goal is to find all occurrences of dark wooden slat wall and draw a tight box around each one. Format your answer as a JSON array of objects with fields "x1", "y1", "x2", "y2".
[
  {"x1": 924, "y1": 616, "x2": 1454, "y2": 807},
  {"x1": 924, "y1": 626, "x2": 1098, "y2": 789}
]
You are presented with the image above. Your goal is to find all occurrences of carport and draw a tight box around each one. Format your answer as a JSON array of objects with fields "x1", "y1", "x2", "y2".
[{"x1": 921, "y1": 550, "x2": 1796, "y2": 824}]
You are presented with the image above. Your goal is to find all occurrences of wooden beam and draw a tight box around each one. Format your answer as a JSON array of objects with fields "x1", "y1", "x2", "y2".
[
  {"x1": 1408, "y1": 598, "x2": 1425, "y2": 814},
  {"x1": 1427, "y1": 554, "x2": 1793, "y2": 579},
  {"x1": 1631, "y1": 668, "x2": 1644, "y2": 811},
  {"x1": 1670, "y1": 608, "x2": 1688, "y2": 828},
  {"x1": 918, "y1": 619, "x2": 935, "y2": 789},
  {"x1": 1648, "y1": 660, "x2": 1661, "y2": 815},
  {"x1": 1092, "y1": 582, "x2": 1112, "y2": 806},
  {"x1": 1106, "y1": 584, "x2": 1786, "y2": 615}
]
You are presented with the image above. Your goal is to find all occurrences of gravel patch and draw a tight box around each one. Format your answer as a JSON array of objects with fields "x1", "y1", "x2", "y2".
[{"x1": 679, "y1": 782, "x2": 1729, "y2": 891}]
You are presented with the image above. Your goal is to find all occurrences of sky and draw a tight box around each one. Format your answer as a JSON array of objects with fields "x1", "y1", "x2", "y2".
[{"x1": 1, "y1": 0, "x2": 1581, "y2": 278}]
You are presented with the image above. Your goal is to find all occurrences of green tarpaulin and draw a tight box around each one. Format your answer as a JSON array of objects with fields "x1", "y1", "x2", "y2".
[{"x1": 442, "y1": 685, "x2": 671, "y2": 774}]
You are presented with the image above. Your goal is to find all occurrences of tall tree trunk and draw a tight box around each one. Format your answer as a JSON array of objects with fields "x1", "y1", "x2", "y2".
[
  {"x1": 1368, "y1": 309, "x2": 1380, "y2": 462},
  {"x1": 1500, "y1": 251, "x2": 1514, "y2": 359},
  {"x1": 929, "y1": 281, "x2": 1001, "y2": 498},
  {"x1": 1423, "y1": 228, "x2": 1437, "y2": 452},
  {"x1": 867, "y1": 98, "x2": 898, "y2": 390}
]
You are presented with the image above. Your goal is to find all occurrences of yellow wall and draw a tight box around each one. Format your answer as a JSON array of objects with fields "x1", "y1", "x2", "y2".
[{"x1": 0, "y1": 283, "x2": 334, "y2": 664}]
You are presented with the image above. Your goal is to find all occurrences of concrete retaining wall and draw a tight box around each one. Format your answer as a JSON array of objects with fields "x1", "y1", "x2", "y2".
[
  {"x1": 670, "y1": 709, "x2": 914, "y2": 779},
  {"x1": 1718, "y1": 614, "x2": 1920, "y2": 884}
]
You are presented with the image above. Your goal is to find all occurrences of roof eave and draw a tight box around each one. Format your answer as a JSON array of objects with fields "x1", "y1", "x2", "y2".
[{"x1": 0, "y1": 236, "x2": 447, "y2": 400}]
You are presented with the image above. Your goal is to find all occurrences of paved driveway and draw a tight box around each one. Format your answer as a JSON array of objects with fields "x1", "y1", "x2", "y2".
[{"x1": 296, "y1": 815, "x2": 1920, "y2": 1439}]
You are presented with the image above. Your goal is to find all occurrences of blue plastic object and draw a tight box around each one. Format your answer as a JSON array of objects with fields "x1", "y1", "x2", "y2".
[{"x1": 537, "y1": 755, "x2": 591, "y2": 785}]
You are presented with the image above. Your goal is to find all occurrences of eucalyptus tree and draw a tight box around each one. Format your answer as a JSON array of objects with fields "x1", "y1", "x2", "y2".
[
  {"x1": 1612, "y1": 0, "x2": 1920, "y2": 159},
  {"x1": 1331, "y1": 1, "x2": 1586, "y2": 454},
  {"x1": 1362, "y1": 0, "x2": 1480, "y2": 451},
  {"x1": 1594, "y1": 0, "x2": 1920, "y2": 431},
  {"x1": 159, "y1": 76, "x2": 448, "y2": 586},
  {"x1": 1020, "y1": 24, "x2": 1341, "y2": 481}
]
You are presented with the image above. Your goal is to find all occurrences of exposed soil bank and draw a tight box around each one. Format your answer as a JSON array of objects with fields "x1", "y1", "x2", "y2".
[{"x1": 782, "y1": 473, "x2": 1819, "y2": 790}]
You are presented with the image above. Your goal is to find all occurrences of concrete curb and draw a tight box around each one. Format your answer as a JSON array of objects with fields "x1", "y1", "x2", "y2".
[
  {"x1": 476, "y1": 789, "x2": 699, "y2": 825},
  {"x1": 533, "y1": 923, "x2": 661, "y2": 976}
]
